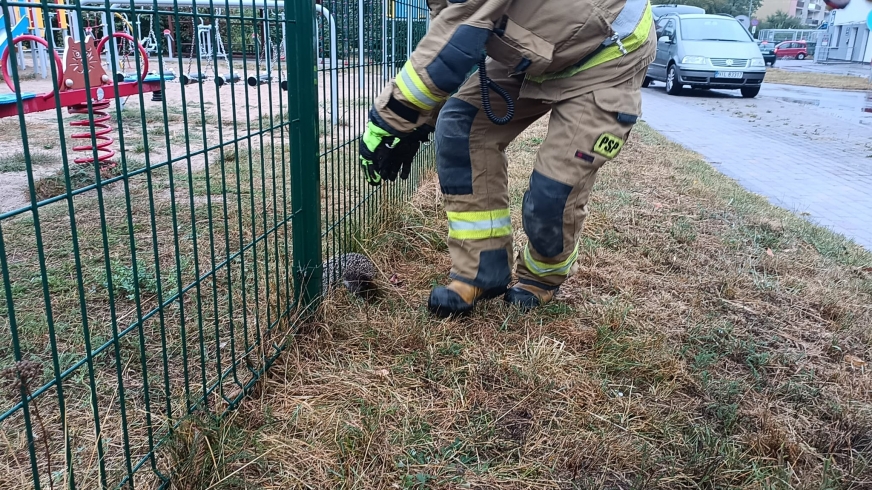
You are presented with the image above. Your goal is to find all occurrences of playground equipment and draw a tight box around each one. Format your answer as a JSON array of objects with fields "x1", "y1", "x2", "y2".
[
  {"x1": 133, "y1": 11, "x2": 159, "y2": 54},
  {"x1": 180, "y1": 15, "x2": 238, "y2": 87},
  {"x1": 112, "y1": 10, "x2": 159, "y2": 56},
  {"x1": 215, "y1": 72, "x2": 240, "y2": 86},
  {"x1": 1, "y1": 5, "x2": 56, "y2": 79},
  {"x1": 0, "y1": 0, "x2": 350, "y2": 144},
  {"x1": 0, "y1": 30, "x2": 173, "y2": 168},
  {"x1": 163, "y1": 28, "x2": 173, "y2": 59},
  {"x1": 0, "y1": 8, "x2": 30, "y2": 57},
  {"x1": 247, "y1": 14, "x2": 281, "y2": 87},
  {"x1": 70, "y1": 0, "x2": 342, "y2": 108}
]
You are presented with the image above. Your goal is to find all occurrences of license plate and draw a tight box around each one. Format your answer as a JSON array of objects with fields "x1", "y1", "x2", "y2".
[{"x1": 716, "y1": 71, "x2": 743, "y2": 78}]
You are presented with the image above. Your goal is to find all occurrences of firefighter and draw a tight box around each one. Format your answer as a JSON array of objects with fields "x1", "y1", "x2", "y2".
[{"x1": 360, "y1": 0, "x2": 656, "y2": 317}]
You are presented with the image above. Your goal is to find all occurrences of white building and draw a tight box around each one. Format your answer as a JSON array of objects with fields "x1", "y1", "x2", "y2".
[{"x1": 819, "y1": 0, "x2": 872, "y2": 63}]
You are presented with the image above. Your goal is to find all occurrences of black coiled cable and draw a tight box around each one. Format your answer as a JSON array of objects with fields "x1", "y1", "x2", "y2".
[{"x1": 478, "y1": 56, "x2": 515, "y2": 125}]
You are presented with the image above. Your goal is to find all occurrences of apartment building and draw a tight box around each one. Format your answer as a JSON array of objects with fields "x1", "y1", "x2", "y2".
[{"x1": 756, "y1": 0, "x2": 828, "y2": 26}]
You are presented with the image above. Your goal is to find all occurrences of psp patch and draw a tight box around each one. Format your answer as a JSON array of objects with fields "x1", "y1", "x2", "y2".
[{"x1": 593, "y1": 132, "x2": 624, "y2": 159}]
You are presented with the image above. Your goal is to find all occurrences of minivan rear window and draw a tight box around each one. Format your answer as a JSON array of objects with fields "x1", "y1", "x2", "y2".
[
  {"x1": 680, "y1": 18, "x2": 754, "y2": 42},
  {"x1": 652, "y1": 5, "x2": 705, "y2": 18}
]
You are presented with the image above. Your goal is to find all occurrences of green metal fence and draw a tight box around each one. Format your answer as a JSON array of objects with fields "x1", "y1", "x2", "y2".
[{"x1": 0, "y1": 0, "x2": 432, "y2": 487}]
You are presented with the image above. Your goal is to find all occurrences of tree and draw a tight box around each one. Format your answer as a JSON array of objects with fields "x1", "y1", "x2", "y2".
[
  {"x1": 652, "y1": 0, "x2": 763, "y2": 18},
  {"x1": 759, "y1": 10, "x2": 806, "y2": 29}
]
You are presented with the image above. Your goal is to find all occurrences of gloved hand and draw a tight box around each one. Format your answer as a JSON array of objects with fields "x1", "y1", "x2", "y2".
[
  {"x1": 359, "y1": 122, "x2": 434, "y2": 186},
  {"x1": 359, "y1": 121, "x2": 398, "y2": 186},
  {"x1": 378, "y1": 124, "x2": 434, "y2": 182}
]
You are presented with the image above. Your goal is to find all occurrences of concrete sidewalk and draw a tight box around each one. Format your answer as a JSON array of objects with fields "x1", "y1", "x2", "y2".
[{"x1": 641, "y1": 83, "x2": 872, "y2": 249}]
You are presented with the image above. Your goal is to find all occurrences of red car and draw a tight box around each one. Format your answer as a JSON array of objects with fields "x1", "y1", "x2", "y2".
[{"x1": 775, "y1": 40, "x2": 809, "y2": 60}]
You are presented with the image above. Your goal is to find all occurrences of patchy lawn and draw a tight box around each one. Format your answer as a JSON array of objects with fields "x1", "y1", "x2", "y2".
[
  {"x1": 765, "y1": 68, "x2": 872, "y2": 91},
  {"x1": 164, "y1": 120, "x2": 872, "y2": 489}
]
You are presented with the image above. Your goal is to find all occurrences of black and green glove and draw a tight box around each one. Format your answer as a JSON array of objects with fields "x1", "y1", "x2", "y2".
[
  {"x1": 360, "y1": 122, "x2": 434, "y2": 186},
  {"x1": 359, "y1": 121, "x2": 398, "y2": 186},
  {"x1": 378, "y1": 125, "x2": 433, "y2": 182}
]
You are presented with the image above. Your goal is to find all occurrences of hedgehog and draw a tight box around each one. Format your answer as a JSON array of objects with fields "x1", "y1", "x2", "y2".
[{"x1": 321, "y1": 252, "x2": 378, "y2": 298}]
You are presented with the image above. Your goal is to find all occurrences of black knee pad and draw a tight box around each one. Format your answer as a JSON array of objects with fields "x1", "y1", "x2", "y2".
[
  {"x1": 523, "y1": 171, "x2": 572, "y2": 258},
  {"x1": 436, "y1": 98, "x2": 478, "y2": 195}
]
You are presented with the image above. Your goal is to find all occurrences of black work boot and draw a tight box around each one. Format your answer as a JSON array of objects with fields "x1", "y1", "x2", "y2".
[
  {"x1": 427, "y1": 280, "x2": 506, "y2": 318},
  {"x1": 504, "y1": 283, "x2": 557, "y2": 311}
]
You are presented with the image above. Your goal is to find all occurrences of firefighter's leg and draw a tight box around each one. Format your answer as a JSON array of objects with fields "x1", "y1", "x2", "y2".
[
  {"x1": 429, "y1": 60, "x2": 549, "y2": 317},
  {"x1": 509, "y1": 73, "x2": 645, "y2": 310}
]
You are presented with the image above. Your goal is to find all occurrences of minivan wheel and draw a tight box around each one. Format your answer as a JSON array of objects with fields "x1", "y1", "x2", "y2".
[
  {"x1": 642, "y1": 76, "x2": 652, "y2": 88},
  {"x1": 796, "y1": 53, "x2": 806, "y2": 60},
  {"x1": 741, "y1": 86, "x2": 761, "y2": 98},
  {"x1": 666, "y1": 65, "x2": 682, "y2": 95}
]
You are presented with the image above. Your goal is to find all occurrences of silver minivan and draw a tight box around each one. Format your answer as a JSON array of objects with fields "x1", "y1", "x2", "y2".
[{"x1": 644, "y1": 14, "x2": 767, "y2": 98}]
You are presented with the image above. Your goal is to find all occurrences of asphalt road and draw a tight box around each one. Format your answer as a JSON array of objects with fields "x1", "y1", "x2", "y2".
[{"x1": 640, "y1": 81, "x2": 872, "y2": 249}]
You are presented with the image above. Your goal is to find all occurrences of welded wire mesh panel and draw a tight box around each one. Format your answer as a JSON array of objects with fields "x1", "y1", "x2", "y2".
[
  {"x1": 0, "y1": 0, "x2": 323, "y2": 487},
  {"x1": 317, "y1": 0, "x2": 434, "y2": 270}
]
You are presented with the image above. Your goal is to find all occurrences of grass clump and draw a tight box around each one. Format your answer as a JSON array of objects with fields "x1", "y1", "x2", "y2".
[
  {"x1": 105, "y1": 259, "x2": 161, "y2": 301},
  {"x1": 765, "y1": 68, "x2": 872, "y2": 90},
  {"x1": 0, "y1": 151, "x2": 54, "y2": 172}
]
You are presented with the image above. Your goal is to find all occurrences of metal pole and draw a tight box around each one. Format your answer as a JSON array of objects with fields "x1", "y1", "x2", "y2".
[
  {"x1": 101, "y1": 12, "x2": 111, "y2": 69},
  {"x1": 358, "y1": 0, "x2": 365, "y2": 90},
  {"x1": 288, "y1": 0, "x2": 322, "y2": 308},
  {"x1": 165, "y1": 30, "x2": 174, "y2": 60},
  {"x1": 406, "y1": 0, "x2": 412, "y2": 62},
  {"x1": 69, "y1": 11, "x2": 79, "y2": 41},
  {"x1": 263, "y1": 12, "x2": 271, "y2": 77},
  {"x1": 391, "y1": 8, "x2": 396, "y2": 76},
  {"x1": 315, "y1": 4, "x2": 338, "y2": 124},
  {"x1": 382, "y1": 0, "x2": 387, "y2": 80}
]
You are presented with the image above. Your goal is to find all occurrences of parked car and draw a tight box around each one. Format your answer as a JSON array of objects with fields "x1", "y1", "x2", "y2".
[
  {"x1": 652, "y1": 3, "x2": 705, "y2": 20},
  {"x1": 756, "y1": 40, "x2": 776, "y2": 66},
  {"x1": 644, "y1": 14, "x2": 767, "y2": 98},
  {"x1": 774, "y1": 40, "x2": 808, "y2": 59}
]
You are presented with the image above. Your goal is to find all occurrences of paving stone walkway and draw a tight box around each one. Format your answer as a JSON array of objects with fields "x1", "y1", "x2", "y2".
[{"x1": 641, "y1": 83, "x2": 872, "y2": 249}]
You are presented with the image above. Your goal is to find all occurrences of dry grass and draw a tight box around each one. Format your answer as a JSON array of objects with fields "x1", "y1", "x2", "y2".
[
  {"x1": 157, "y1": 119, "x2": 872, "y2": 489},
  {"x1": 0, "y1": 137, "x2": 294, "y2": 490},
  {"x1": 0, "y1": 62, "x2": 416, "y2": 489},
  {"x1": 765, "y1": 68, "x2": 872, "y2": 91}
]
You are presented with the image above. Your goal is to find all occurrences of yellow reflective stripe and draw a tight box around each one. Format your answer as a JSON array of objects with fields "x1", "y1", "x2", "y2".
[
  {"x1": 447, "y1": 209, "x2": 510, "y2": 223},
  {"x1": 523, "y1": 243, "x2": 579, "y2": 276},
  {"x1": 527, "y1": 4, "x2": 654, "y2": 82},
  {"x1": 446, "y1": 209, "x2": 512, "y2": 240},
  {"x1": 396, "y1": 62, "x2": 442, "y2": 110},
  {"x1": 404, "y1": 62, "x2": 442, "y2": 106},
  {"x1": 450, "y1": 226, "x2": 513, "y2": 240}
]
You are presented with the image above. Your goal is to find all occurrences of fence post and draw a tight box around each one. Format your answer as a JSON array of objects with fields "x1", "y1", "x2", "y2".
[
  {"x1": 406, "y1": 2, "x2": 412, "y2": 60},
  {"x1": 359, "y1": 0, "x2": 365, "y2": 89},
  {"x1": 287, "y1": 0, "x2": 322, "y2": 310}
]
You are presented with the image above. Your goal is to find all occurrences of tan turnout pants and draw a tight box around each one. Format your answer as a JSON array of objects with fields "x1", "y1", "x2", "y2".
[{"x1": 435, "y1": 59, "x2": 646, "y2": 292}]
